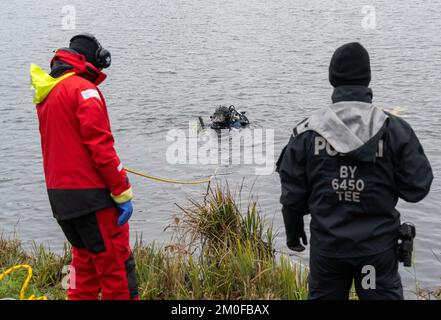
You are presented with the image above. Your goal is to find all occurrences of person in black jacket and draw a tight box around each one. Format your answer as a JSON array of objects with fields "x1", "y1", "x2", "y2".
[{"x1": 276, "y1": 42, "x2": 433, "y2": 300}]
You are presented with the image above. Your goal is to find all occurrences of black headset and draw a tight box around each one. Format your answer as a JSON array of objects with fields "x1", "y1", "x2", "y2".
[{"x1": 70, "y1": 33, "x2": 111, "y2": 69}]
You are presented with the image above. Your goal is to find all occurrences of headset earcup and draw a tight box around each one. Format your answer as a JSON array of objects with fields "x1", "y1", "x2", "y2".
[{"x1": 96, "y1": 48, "x2": 111, "y2": 68}]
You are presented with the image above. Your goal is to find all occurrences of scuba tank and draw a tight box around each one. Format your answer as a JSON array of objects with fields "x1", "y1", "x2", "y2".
[{"x1": 228, "y1": 105, "x2": 249, "y2": 128}]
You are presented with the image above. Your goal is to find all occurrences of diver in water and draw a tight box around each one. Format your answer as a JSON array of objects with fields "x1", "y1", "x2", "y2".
[{"x1": 199, "y1": 105, "x2": 250, "y2": 130}]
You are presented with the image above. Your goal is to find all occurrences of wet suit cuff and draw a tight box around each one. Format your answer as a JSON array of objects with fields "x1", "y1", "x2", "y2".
[{"x1": 111, "y1": 187, "x2": 133, "y2": 204}]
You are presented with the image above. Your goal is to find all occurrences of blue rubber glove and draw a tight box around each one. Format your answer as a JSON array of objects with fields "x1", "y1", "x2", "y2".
[{"x1": 116, "y1": 200, "x2": 133, "y2": 226}]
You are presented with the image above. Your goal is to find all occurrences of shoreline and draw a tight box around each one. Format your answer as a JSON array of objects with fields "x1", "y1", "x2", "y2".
[
  {"x1": 0, "y1": 185, "x2": 309, "y2": 300},
  {"x1": 1, "y1": 185, "x2": 439, "y2": 300}
]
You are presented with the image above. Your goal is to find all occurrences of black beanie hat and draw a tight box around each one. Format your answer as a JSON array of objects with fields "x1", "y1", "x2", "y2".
[
  {"x1": 329, "y1": 42, "x2": 371, "y2": 87},
  {"x1": 69, "y1": 35, "x2": 99, "y2": 67}
]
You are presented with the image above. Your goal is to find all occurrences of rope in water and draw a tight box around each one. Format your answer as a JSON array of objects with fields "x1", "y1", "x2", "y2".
[
  {"x1": 0, "y1": 265, "x2": 47, "y2": 300},
  {"x1": 125, "y1": 167, "x2": 218, "y2": 185}
]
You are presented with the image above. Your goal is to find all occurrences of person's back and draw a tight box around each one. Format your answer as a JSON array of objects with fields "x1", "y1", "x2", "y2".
[
  {"x1": 277, "y1": 42, "x2": 433, "y2": 300},
  {"x1": 37, "y1": 74, "x2": 109, "y2": 197},
  {"x1": 32, "y1": 34, "x2": 138, "y2": 300}
]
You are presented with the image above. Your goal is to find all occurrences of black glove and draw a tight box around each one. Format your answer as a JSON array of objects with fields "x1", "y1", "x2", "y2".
[
  {"x1": 282, "y1": 206, "x2": 308, "y2": 252},
  {"x1": 287, "y1": 231, "x2": 308, "y2": 252}
]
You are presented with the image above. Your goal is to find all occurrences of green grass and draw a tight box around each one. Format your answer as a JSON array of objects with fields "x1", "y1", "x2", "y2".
[
  {"x1": 0, "y1": 238, "x2": 69, "y2": 299},
  {"x1": 0, "y1": 184, "x2": 308, "y2": 300}
]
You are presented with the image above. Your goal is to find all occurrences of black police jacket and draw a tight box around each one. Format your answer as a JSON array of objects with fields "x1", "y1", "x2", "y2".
[{"x1": 276, "y1": 86, "x2": 433, "y2": 258}]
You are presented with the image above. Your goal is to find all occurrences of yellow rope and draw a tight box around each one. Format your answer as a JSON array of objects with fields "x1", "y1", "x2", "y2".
[
  {"x1": 0, "y1": 264, "x2": 47, "y2": 300},
  {"x1": 125, "y1": 167, "x2": 217, "y2": 185}
]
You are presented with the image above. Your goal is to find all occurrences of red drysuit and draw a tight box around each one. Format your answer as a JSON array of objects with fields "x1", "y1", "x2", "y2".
[{"x1": 31, "y1": 49, "x2": 138, "y2": 300}]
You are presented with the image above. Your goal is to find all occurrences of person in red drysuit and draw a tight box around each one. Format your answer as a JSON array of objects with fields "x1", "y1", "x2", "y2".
[{"x1": 31, "y1": 33, "x2": 138, "y2": 300}]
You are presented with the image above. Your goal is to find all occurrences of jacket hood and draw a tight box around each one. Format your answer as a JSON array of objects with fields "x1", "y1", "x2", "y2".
[
  {"x1": 30, "y1": 63, "x2": 75, "y2": 104},
  {"x1": 30, "y1": 49, "x2": 107, "y2": 104},
  {"x1": 49, "y1": 49, "x2": 107, "y2": 85},
  {"x1": 295, "y1": 87, "x2": 388, "y2": 162}
]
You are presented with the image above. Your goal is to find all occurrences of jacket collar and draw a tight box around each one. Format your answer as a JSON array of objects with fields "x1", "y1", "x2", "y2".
[
  {"x1": 50, "y1": 49, "x2": 107, "y2": 86},
  {"x1": 331, "y1": 85, "x2": 373, "y2": 104}
]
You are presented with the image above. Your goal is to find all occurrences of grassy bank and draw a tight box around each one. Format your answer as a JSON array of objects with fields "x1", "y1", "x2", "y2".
[{"x1": 0, "y1": 185, "x2": 308, "y2": 300}]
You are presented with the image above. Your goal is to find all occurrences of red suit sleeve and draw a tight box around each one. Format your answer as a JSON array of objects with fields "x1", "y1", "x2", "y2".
[{"x1": 75, "y1": 86, "x2": 132, "y2": 204}]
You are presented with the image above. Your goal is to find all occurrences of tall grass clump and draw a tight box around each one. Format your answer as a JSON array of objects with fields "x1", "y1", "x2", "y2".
[{"x1": 135, "y1": 184, "x2": 308, "y2": 300}]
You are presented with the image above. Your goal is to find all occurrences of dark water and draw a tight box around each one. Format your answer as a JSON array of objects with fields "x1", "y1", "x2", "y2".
[{"x1": 0, "y1": 0, "x2": 440, "y2": 298}]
